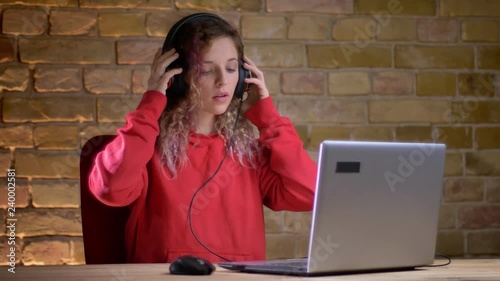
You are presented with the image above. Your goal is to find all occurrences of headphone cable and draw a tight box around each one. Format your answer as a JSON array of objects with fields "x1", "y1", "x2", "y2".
[
  {"x1": 187, "y1": 97, "x2": 244, "y2": 262},
  {"x1": 423, "y1": 253, "x2": 451, "y2": 267}
]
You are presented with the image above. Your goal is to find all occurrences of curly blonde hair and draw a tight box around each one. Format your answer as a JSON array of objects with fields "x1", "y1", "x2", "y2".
[{"x1": 157, "y1": 17, "x2": 262, "y2": 178}]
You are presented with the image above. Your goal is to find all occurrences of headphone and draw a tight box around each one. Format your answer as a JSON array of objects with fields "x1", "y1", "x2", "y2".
[{"x1": 161, "y1": 13, "x2": 251, "y2": 100}]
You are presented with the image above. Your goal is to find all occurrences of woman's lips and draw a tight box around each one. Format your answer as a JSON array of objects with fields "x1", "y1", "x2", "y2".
[{"x1": 213, "y1": 93, "x2": 229, "y2": 102}]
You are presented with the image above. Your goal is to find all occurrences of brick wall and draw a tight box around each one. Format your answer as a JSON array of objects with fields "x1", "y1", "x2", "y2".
[{"x1": 0, "y1": 0, "x2": 499, "y2": 265}]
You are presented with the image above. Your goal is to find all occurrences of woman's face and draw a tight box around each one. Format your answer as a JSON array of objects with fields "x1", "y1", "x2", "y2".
[{"x1": 194, "y1": 36, "x2": 239, "y2": 118}]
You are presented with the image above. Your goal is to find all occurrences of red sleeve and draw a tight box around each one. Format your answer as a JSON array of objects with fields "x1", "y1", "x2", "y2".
[
  {"x1": 245, "y1": 97, "x2": 317, "y2": 211},
  {"x1": 88, "y1": 90, "x2": 166, "y2": 207}
]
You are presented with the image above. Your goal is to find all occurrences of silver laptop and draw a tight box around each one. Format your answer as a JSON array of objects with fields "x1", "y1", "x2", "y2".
[{"x1": 219, "y1": 140, "x2": 446, "y2": 276}]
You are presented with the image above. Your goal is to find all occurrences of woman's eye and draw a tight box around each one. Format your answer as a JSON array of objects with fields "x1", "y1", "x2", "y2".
[
  {"x1": 201, "y1": 69, "x2": 213, "y2": 75},
  {"x1": 227, "y1": 68, "x2": 236, "y2": 73}
]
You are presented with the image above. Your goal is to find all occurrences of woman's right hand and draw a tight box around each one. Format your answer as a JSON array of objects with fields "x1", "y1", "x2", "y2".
[{"x1": 147, "y1": 47, "x2": 183, "y2": 94}]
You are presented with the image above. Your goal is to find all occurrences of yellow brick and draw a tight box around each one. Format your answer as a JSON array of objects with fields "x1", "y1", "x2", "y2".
[
  {"x1": 451, "y1": 101, "x2": 500, "y2": 123},
  {"x1": 50, "y1": 11, "x2": 97, "y2": 36},
  {"x1": 485, "y1": 179, "x2": 500, "y2": 203},
  {"x1": 351, "y1": 126, "x2": 393, "y2": 141},
  {"x1": 72, "y1": 238, "x2": 85, "y2": 264},
  {"x1": 0, "y1": 180, "x2": 29, "y2": 208},
  {"x1": 97, "y1": 96, "x2": 142, "y2": 122},
  {"x1": 459, "y1": 206, "x2": 500, "y2": 229},
  {"x1": 264, "y1": 207, "x2": 282, "y2": 233},
  {"x1": 417, "y1": 19, "x2": 458, "y2": 42},
  {"x1": 395, "y1": 45, "x2": 474, "y2": 69},
  {"x1": 373, "y1": 71, "x2": 413, "y2": 95},
  {"x1": 23, "y1": 240, "x2": 70, "y2": 265},
  {"x1": 242, "y1": 16, "x2": 286, "y2": 39},
  {"x1": 475, "y1": 127, "x2": 500, "y2": 149},
  {"x1": 263, "y1": 70, "x2": 279, "y2": 96},
  {"x1": 328, "y1": 72, "x2": 370, "y2": 95},
  {"x1": 31, "y1": 179, "x2": 80, "y2": 208},
  {"x1": 478, "y1": 47, "x2": 500, "y2": 70},
  {"x1": 369, "y1": 100, "x2": 449, "y2": 123},
  {"x1": 307, "y1": 44, "x2": 391, "y2": 68},
  {"x1": 117, "y1": 40, "x2": 162, "y2": 65},
  {"x1": 84, "y1": 68, "x2": 130, "y2": 94},
  {"x1": 176, "y1": 0, "x2": 260, "y2": 11},
  {"x1": 3, "y1": 8, "x2": 48, "y2": 35},
  {"x1": 417, "y1": 72, "x2": 456, "y2": 96},
  {"x1": 441, "y1": 0, "x2": 500, "y2": 17},
  {"x1": 246, "y1": 43, "x2": 303, "y2": 67},
  {"x1": 296, "y1": 236, "x2": 309, "y2": 258},
  {"x1": 80, "y1": 124, "x2": 121, "y2": 147},
  {"x1": 132, "y1": 68, "x2": 149, "y2": 95},
  {"x1": 3, "y1": 97, "x2": 94, "y2": 123},
  {"x1": 395, "y1": 126, "x2": 432, "y2": 142},
  {"x1": 278, "y1": 99, "x2": 366, "y2": 124},
  {"x1": 20, "y1": 38, "x2": 112, "y2": 64},
  {"x1": 146, "y1": 12, "x2": 190, "y2": 37},
  {"x1": 438, "y1": 205, "x2": 457, "y2": 229},
  {"x1": 0, "y1": 126, "x2": 33, "y2": 148},
  {"x1": 310, "y1": 126, "x2": 350, "y2": 149},
  {"x1": 288, "y1": 15, "x2": 330, "y2": 41},
  {"x1": 444, "y1": 178, "x2": 484, "y2": 202},
  {"x1": 284, "y1": 211, "x2": 311, "y2": 235},
  {"x1": 436, "y1": 231, "x2": 464, "y2": 256},
  {"x1": 35, "y1": 67, "x2": 82, "y2": 93},
  {"x1": 332, "y1": 18, "x2": 376, "y2": 41},
  {"x1": 307, "y1": 150, "x2": 318, "y2": 164},
  {"x1": 15, "y1": 151, "x2": 79, "y2": 178},
  {"x1": 282, "y1": 72, "x2": 325, "y2": 95},
  {"x1": 444, "y1": 153, "x2": 463, "y2": 176},
  {"x1": 0, "y1": 150, "x2": 11, "y2": 172},
  {"x1": 265, "y1": 234, "x2": 296, "y2": 259},
  {"x1": 294, "y1": 125, "x2": 309, "y2": 148},
  {"x1": 146, "y1": 13, "x2": 169, "y2": 37},
  {"x1": 0, "y1": 66, "x2": 30, "y2": 92},
  {"x1": 98, "y1": 13, "x2": 145, "y2": 37},
  {"x1": 462, "y1": 20, "x2": 499, "y2": 42},
  {"x1": 81, "y1": 0, "x2": 171, "y2": 9},
  {"x1": 377, "y1": 19, "x2": 417, "y2": 41},
  {"x1": 267, "y1": 0, "x2": 353, "y2": 14},
  {"x1": 466, "y1": 151, "x2": 500, "y2": 176},
  {"x1": 458, "y1": 73, "x2": 494, "y2": 97},
  {"x1": 434, "y1": 126, "x2": 473, "y2": 149},
  {"x1": 355, "y1": 0, "x2": 436, "y2": 16},
  {"x1": 34, "y1": 125, "x2": 79, "y2": 150},
  {"x1": 468, "y1": 231, "x2": 500, "y2": 255},
  {"x1": 2, "y1": 0, "x2": 76, "y2": 6},
  {"x1": 16, "y1": 209, "x2": 82, "y2": 237}
]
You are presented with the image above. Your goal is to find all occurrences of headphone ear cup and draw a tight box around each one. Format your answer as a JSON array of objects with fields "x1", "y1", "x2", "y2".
[
  {"x1": 244, "y1": 68, "x2": 251, "y2": 92},
  {"x1": 234, "y1": 61, "x2": 251, "y2": 99},
  {"x1": 164, "y1": 55, "x2": 186, "y2": 99}
]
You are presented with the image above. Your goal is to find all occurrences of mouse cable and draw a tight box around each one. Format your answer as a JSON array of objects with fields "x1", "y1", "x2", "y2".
[
  {"x1": 422, "y1": 253, "x2": 451, "y2": 267},
  {"x1": 187, "y1": 97, "x2": 244, "y2": 262}
]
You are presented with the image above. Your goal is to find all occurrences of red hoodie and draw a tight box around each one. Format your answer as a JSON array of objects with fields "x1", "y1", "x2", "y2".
[{"x1": 89, "y1": 90, "x2": 317, "y2": 263}]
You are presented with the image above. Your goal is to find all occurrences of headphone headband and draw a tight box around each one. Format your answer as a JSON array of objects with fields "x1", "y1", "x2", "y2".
[
  {"x1": 163, "y1": 13, "x2": 231, "y2": 54},
  {"x1": 162, "y1": 13, "x2": 250, "y2": 101}
]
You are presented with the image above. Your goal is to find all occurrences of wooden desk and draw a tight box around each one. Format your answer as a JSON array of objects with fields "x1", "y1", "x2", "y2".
[{"x1": 1, "y1": 259, "x2": 499, "y2": 280}]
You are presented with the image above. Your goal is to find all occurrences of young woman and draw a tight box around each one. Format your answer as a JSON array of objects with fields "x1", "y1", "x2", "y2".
[{"x1": 89, "y1": 13, "x2": 317, "y2": 263}]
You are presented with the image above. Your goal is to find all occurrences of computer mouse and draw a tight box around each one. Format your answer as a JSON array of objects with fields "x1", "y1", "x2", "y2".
[{"x1": 169, "y1": 255, "x2": 216, "y2": 275}]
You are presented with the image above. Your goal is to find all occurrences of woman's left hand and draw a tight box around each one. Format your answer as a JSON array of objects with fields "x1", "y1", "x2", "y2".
[{"x1": 241, "y1": 55, "x2": 270, "y2": 112}]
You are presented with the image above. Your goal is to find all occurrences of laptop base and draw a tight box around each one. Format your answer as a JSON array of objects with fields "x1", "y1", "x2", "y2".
[{"x1": 218, "y1": 261, "x2": 417, "y2": 277}]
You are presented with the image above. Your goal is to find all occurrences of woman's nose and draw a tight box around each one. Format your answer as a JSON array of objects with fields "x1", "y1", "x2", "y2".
[{"x1": 216, "y1": 69, "x2": 227, "y2": 86}]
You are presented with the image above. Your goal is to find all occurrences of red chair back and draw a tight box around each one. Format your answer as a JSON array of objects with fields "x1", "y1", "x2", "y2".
[{"x1": 80, "y1": 135, "x2": 130, "y2": 264}]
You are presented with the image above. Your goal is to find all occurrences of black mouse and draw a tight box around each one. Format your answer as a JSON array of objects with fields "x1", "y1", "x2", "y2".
[{"x1": 169, "y1": 255, "x2": 216, "y2": 275}]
